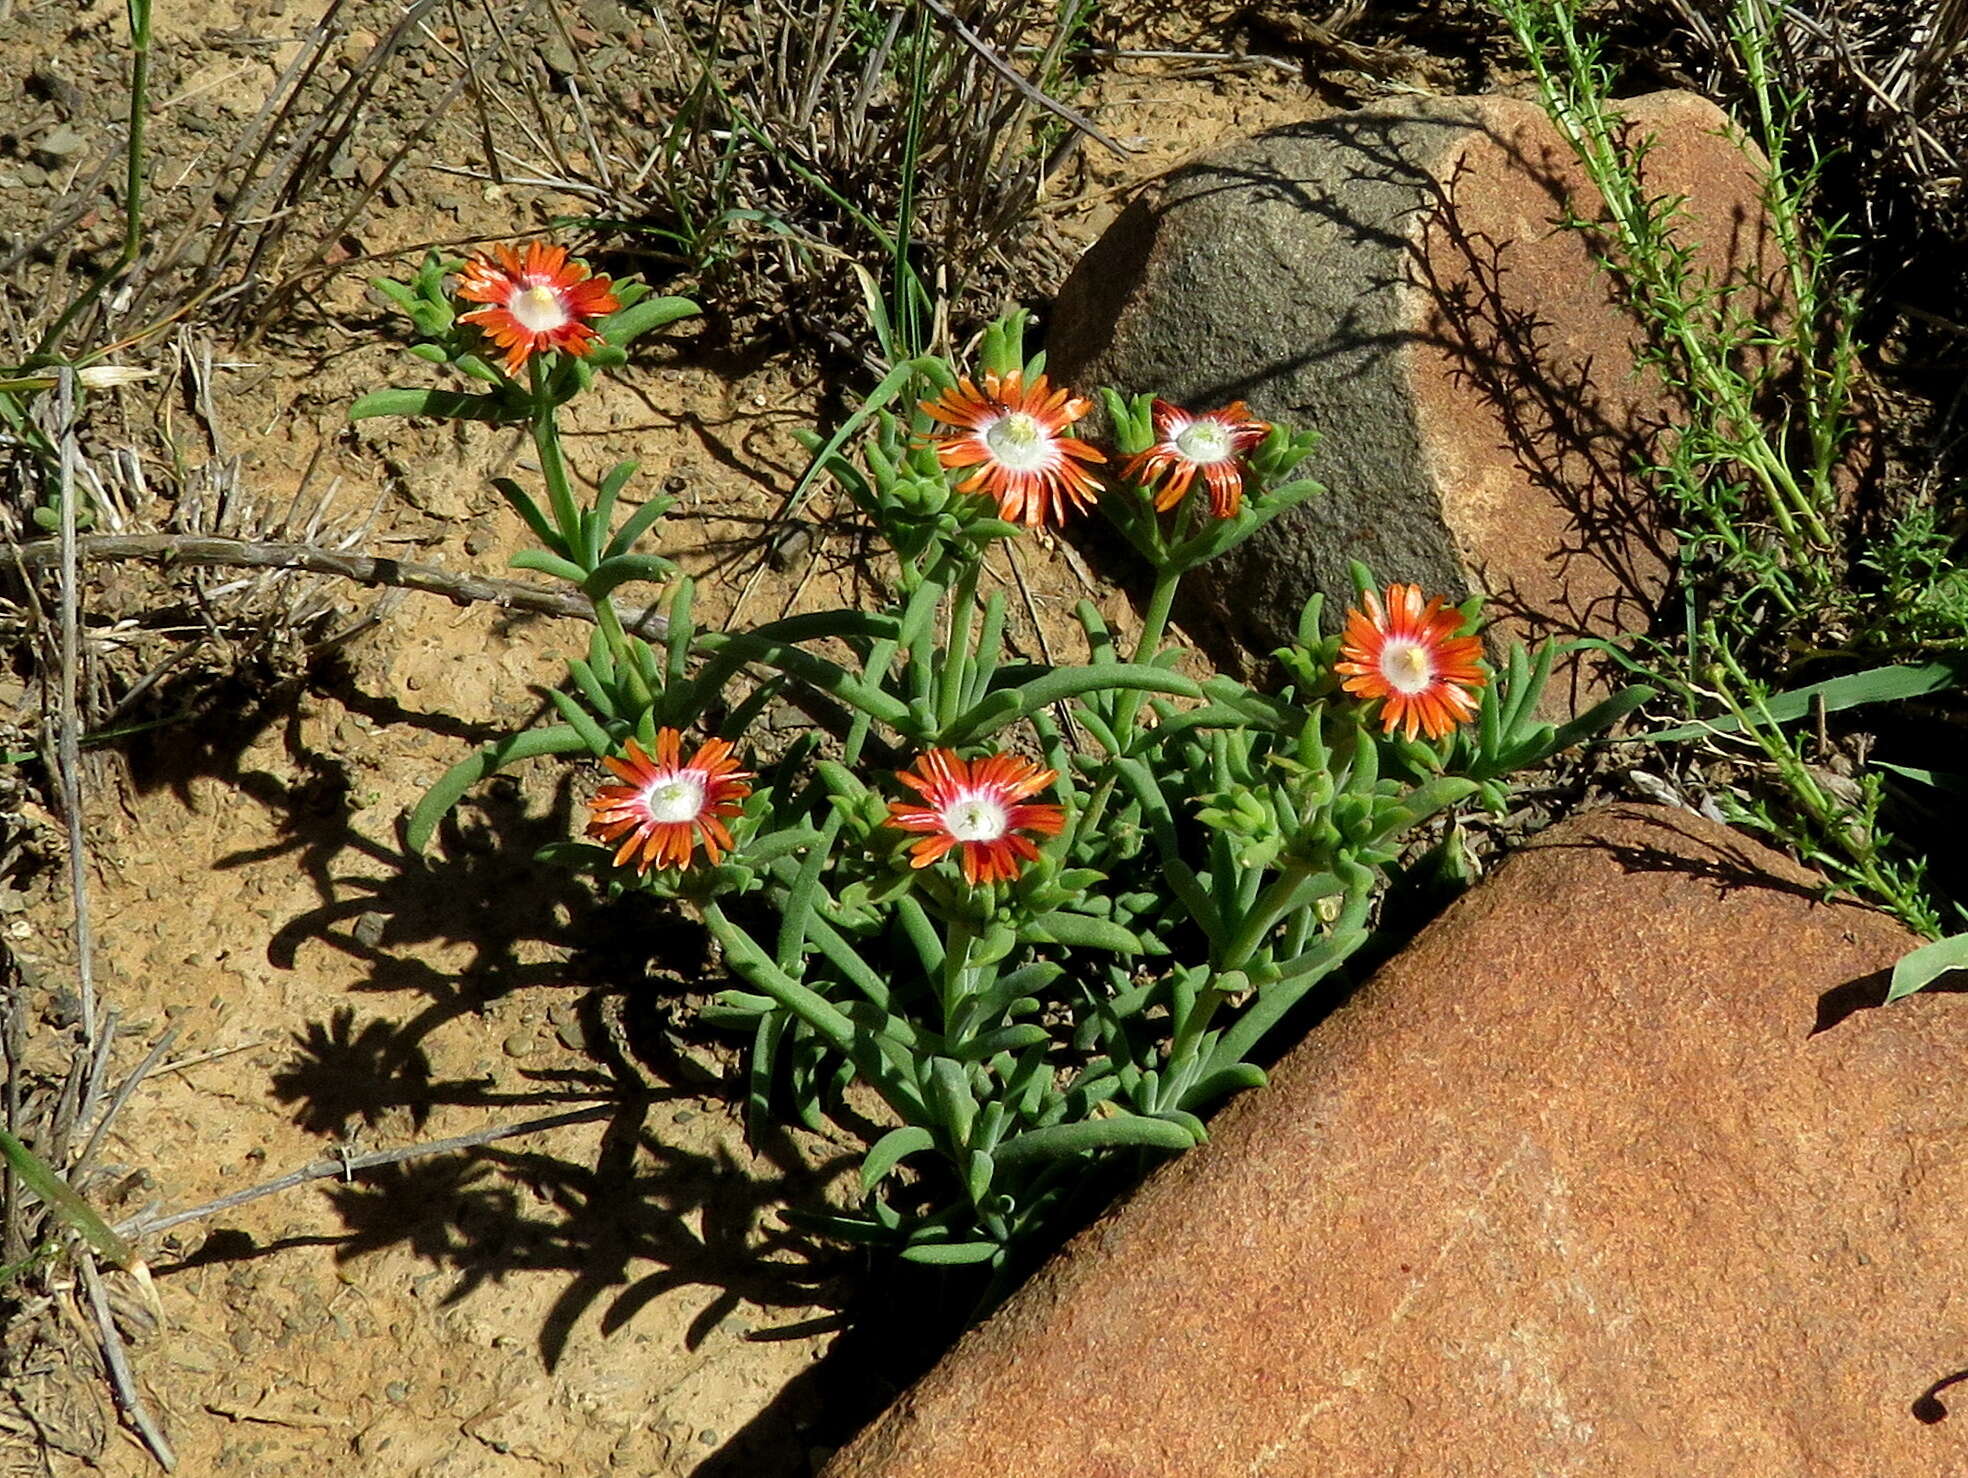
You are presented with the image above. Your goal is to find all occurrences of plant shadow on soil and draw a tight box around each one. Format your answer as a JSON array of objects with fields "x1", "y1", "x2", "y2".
[{"x1": 117, "y1": 647, "x2": 1011, "y2": 1472}]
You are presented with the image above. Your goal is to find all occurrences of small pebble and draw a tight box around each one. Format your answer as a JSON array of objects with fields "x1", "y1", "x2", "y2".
[
  {"x1": 555, "y1": 1021, "x2": 587, "y2": 1052},
  {"x1": 502, "y1": 1031, "x2": 537, "y2": 1058},
  {"x1": 352, "y1": 911, "x2": 387, "y2": 949},
  {"x1": 385, "y1": 1381, "x2": 409, "y2": 1404},
  {"x1": 698, "y1": 1429, "x2": 719, "y2": 1448},
  {"x1": 28, "y1": 67, "x2": 85, "y2": 115},
  {"x1": 33, "y1": 125, "x2": 84, "y2": 166},
  {"x1": 340, "y1": 28, "x2": 378, "y2": 66},
  {"x1": 767, "y1": 520, "x2": 814, "y2": 571}
]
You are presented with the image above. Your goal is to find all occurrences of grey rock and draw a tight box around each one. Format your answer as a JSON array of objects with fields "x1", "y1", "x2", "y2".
[
  {"x1": 1051, "y1": 93, "x2": 1770, "y2": 709},
  {"x1": 582, "y1": 0, "x2": 636, "y2": 38}
]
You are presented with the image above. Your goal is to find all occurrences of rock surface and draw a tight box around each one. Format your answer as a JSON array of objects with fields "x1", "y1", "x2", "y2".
[
  {"x1": 1052, "y1": 93, "x2": 1774, "y2": 708},
  {"x1": 823, "y1": 804, "x2": 1968, "y2": 1476}
]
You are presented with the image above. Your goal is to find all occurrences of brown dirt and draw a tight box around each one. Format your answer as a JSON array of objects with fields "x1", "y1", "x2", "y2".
[{"x1": 0, "y1": 3, "x2": 1348, "y2": 1474}]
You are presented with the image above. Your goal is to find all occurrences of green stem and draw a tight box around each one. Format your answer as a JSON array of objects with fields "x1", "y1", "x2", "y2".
[
  {"x1": 936, "y1": 554, "x2": 983, "y2": 735},
  {"x1": 940, "y1": 916, "x2": 977, "y2": 1045},
  {"x1": 1218, "y1": 862, "x2": 1345, "y2": 973},
  {"x1": 37, "y1": 0, "x2": 151, "y2": 357},
  {"x1": 1109, "y1": 560, "x2": 1183, "y2": 744},
  {"x1": 530, "y1": 367, "x2": 583, "y2": 551},
  {"x1": 1707, "y1": 647, "x2": 1898, "y2": 899},
  {"x1": 1504, "y1": 0, "x2": 1835, "y2": 562},
  {"x1": 1129, "y1": 562, "x2": 1183, "y2": 667}
]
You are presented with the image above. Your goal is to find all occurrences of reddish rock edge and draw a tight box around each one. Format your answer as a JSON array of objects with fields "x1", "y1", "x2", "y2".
[{"x1": 824, "y1": 805, "x2": 1968, "y2": 1477}]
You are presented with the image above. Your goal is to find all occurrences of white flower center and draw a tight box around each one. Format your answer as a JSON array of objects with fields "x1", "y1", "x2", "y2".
[
  {"x1": 1379, "y1": 641, "x2": 1436, "y2": 695},
  {"x1": 1173, "y1": 419, "x2": 1232, "y2": 464},
  {"x1": 983, "y1": 412, "x2": 1051, "y2": 473},
  {"x1": 511, "y1": 282, "x2": 570, "y2": 334},
  {"x1": 641, "y1": 771, "x2": 706, "y2": 824},
  {"x1": 942, "y1": 792, "x2": 1009, "y2": 843}
]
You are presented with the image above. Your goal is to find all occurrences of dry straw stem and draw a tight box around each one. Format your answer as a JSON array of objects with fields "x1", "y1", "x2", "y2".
[
  {"x1": 78, "y1": 1251, "x2": 175, "y2": 1470},
  {"x1": 4, "y1": 531, "x2": 672, "y2": 641},
  {"x1": 1658, "y1": 0, "x2": 1968, "y2": 283},
  {"x1": 117, "y1": 1104, "x2": 614, "y2": 1240},
  {"x1": 52, "y1": 373, "x2": 98, "y2": 1047}
]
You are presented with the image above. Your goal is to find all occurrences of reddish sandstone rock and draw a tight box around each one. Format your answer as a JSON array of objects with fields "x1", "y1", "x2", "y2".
[
  {"x1": 824, "y1": 805, "x2": 1968, "y2": 1476},
  {"x1": 1052, "y1": 93, "x2": 1776, "y2": 710}
]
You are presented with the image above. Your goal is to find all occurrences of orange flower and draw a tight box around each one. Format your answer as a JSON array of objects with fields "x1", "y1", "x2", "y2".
[
  {"x1": 457, "y1": 241, "x2": 620, "y2": 377},
  {"x1": 920, "y1": 371, "x2": 1107, "y2": 528},
  {"x1": 586, "y1": 730, "x2": 751, "y2": 873},
  {"x1": 1334, "y1": 584, "x2": 1487, "y2": 741},
  {"x1": 886, "y1": 749, "x2": 1066, "y2": 885},
  {"x1": 1123, "y1": 399, "x2": 1270, "y2": 518}
]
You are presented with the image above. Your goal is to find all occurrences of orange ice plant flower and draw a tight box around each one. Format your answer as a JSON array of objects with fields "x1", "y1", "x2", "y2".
[
  {"x1": 1123, "y1": 399, "x2": 1271, "y2": 518},
  {"x1": 1334, "y1": 584, "x2": 1488, "y2": 741},
  {"x1": 458, "y1": 241, "x2": 621, "y2": 377},
  {"x1": 886, "y1": 749, "x2": 1066, "y2": 885},
  {"x1": 586, "y1": 730, "x2": 751, "y2": 874},
  {"x1": 920, "y1": 370, "x2": 1106, "y2": 528}
]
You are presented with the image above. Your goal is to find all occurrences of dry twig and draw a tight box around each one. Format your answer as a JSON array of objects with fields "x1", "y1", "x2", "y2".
[
  {"x1": 7, "y1": 532, "x2": 672, "y2": 640},
  {"x1": 118, "y1": 1104, "x2": 614, "y2": 1240},
  {"x1": 77, "y1": 1253, "x2": 175, "y2": 1471},
  {"x1": 51, "y1": 372, "x2": 97, "y2": 1047}
]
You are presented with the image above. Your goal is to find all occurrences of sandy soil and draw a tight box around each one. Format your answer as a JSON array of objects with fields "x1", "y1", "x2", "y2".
[{"x1": 0, "y1": 1, "x2": 1338, "y2": 1472}]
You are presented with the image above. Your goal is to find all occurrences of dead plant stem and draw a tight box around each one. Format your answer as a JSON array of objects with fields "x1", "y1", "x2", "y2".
[
  {"x1": 53, "y1": 372, "x2": 98, "y2": 1046},
  {"x1": 118, "y1": 1104, "x2": 613, "y2": 1239},
  {"x1": 78, "y1": 1251, "x2": 176, "y2": 1470},
  {"x1": 9, "y1": 532, "x2": 671, "y2": 641}
]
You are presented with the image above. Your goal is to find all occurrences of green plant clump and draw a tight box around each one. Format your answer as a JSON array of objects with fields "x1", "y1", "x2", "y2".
[
  {"x1": 356, "y1": 247, "x2": 1645, "y2": 1266},
  {"x1": 1494, "y1": 0, "x2": 1967, "y2": 961}
]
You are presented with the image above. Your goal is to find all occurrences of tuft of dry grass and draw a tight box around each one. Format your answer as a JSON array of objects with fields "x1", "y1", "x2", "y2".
[
  {"x1": 555, "y1": 0, "x2": 1117, "y2": 357},
  {"x1": 1651, "y1": 0, "x2": 1968, "y2": 318}
]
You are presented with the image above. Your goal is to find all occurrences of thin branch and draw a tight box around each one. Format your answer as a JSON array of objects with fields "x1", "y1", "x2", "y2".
[
  {"x1": 78, "y1": 1252, "x2": 177, "y2": 1471},
  {"x1": 7, "y1": 532, "x2": 671, "y2": 640},
  {"x1": 117, "y1": 1104, "x2": 614, "y2": 1240},
  {"x1": 75, "y1": 1024, "x2": 179, "y2": 1183},
  {"x1": 913, "y1": 0, "x2": 1134, "y2": 156},
  {"x1": 53, "y1": 372, "x2": 98, "y2": 1047}
]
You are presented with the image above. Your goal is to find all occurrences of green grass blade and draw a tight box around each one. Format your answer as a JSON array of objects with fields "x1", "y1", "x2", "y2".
[{"x1": 0, "y1": 1130, "x2": 136, "y2": 1270}]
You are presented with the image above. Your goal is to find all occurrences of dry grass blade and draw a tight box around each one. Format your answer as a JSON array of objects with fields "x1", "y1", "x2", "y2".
[
  {"x1": 915, "y1": 0, "x2": 1131, "y2": 156},
  {"x1": 74, "y1": 1025, "x2": 177, "y2": 1183}
]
